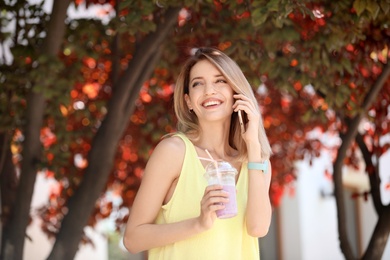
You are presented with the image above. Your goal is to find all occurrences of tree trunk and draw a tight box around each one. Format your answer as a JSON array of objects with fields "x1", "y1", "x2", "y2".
[
  {"x1": 334, "y1": 63, "x2": 390, "y2": 260},
  {"x1": 355, "y1": 134, "x2": 382, "y2": 214},
  {"x1": 0, "y1": 1, "x2": 70, "y2": 259},
  {"x1": 362, "y1": 207, "x2": 390, "y2": 260},
  {"x1": 334, "y1": 137, "x2": 356, "y2": 260},
  {"x1": 0, "y1": 132, "x2": 18, "y2": 245},
  {"x1": 47, "y1": 7, "x2": 180, "y2": 260}
]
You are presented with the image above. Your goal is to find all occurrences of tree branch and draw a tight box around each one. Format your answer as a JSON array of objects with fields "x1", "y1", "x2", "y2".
[
  {"x1": 362, "y1": 207, "x2": 390, "y2": 260},
  {"x1": 1, "y1": 1, "x2": 71, "y2": 259},
  {"x1": 355, "y1": 133, "x2": 382, "y2": 214},
  {"x1": 333, "y1": 62, "x2": 390, "y2": 260},
  {"x1": 124, "y1": 47, "x2": 163, "y2": 114},
  {"x1": 110, "y1": 1, "x2": 120, "y2": 85},
  {"x1": 108, "y1": 7, "x2": 180, "y2": 115},
  {"x1": 47, "y1": 7, "x2": 180, "y2": 260}
]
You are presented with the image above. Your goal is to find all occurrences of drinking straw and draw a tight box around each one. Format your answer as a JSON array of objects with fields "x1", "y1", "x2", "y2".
[
  {"x1": 198, "y1": 157, "x2": 215, "y2": 162},
  {"x1": 205, "y1": 149, "x2": 221, "y2": 181},
  {"x1": 204, "y1": 149, "x2": 215, "y2": 161}
]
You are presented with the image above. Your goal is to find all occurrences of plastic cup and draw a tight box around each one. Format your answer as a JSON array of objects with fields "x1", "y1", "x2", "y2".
[{"x1": 204, "y1": 160, "x2": 238, "y2": 219}]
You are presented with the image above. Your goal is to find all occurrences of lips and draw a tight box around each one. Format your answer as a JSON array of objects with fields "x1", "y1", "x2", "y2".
[{"x1": 202, "y1": 99, "x2": 222, "y2": 107}]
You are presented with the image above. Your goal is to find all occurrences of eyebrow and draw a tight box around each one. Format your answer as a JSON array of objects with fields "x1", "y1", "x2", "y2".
[
  {"x1": 190, "y1": 77, "x2": 203, "y2": 83},
  {"x1": 190, "y1": 74, "x2": 224, "y2": 83}
]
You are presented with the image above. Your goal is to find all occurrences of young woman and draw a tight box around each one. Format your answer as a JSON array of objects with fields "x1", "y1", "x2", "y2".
[{"x1": 124, "y1": 47, "x2": 272, "y2": 259}]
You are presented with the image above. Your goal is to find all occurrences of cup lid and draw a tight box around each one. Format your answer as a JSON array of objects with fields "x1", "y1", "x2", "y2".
[{"x1": 204, "y1": 161, "x2": 237, "y2": 174}]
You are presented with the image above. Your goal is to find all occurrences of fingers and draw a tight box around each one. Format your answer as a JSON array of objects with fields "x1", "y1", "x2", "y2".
[
  {"x1": 198, "y1": 185, "x2": 229, "y2": 230},
  {"x1": 233, "y1": 94, "x2": 261, "y2": 142},
  {"x1": 233, "y1": 95, "x2": 259, "y2": 125},
  {"x1": 201, "y1": 185, "x2": 229, "y2": 213},
  {"x1": 233, "y1": 93, "x2": 249, "y2": 100},
  {"x1": 233, "y1": 94, "x2": 256, "y2": 113},
  {"x1": 203, "y1": 185, "x2": 229, "y2": 205},
  {"x1": 233, "y1": 93, "x2": 251, "y2": 104}
]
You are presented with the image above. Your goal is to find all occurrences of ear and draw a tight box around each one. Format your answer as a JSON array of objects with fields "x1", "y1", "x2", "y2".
[{"x1": 184, "y1": 94, "x2": 192, "y2": 110}]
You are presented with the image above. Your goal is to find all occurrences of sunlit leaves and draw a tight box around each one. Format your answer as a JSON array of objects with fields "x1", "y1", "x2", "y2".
[
  {"x1": 114, "y1": 0, "x2": 158, "y2": 35},
  {"x1": 353, "y1": 0, "x2": 367, "y2": 16},
  {"x1": 251, "y1": 4, "x2": 270, "y2": 27},
  {"x1": 353, "y1": 0, "x2": 385, "y2": 18},
  {"x1": 251, "y1": 0, "x2": 299, "y2": 28},
  {"x1": 2, "y1": 0, "x2": 390, "y2": 240},
  {"x1": 380, "y1": 1, "x2": 390, "y2": 14}
]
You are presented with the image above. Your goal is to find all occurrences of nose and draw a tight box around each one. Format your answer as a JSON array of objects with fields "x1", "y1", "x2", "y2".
[{"x1": 204, "y1": 82, "x2": 217, "y2": 95}]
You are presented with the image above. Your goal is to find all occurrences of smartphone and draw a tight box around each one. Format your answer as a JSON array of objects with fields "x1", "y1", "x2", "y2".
[{"x1": 238, "y1": 110, "x2": 246, "y2": 133}]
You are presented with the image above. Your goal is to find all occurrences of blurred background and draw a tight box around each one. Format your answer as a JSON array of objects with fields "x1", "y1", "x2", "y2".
[{"x1": 1, "y1": 0, "x2": 389, "y2": 259}]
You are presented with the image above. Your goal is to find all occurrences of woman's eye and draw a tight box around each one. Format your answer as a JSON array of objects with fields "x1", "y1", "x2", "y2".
[
  {"x1": 192, "y1": 81, "x2": 202, "y2": 87},
  {"x1": 216, "y1": 79, "x2": 227, "y2": 84}
]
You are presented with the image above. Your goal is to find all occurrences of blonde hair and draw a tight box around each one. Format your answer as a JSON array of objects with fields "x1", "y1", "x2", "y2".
[{"x1": 174, "y1": 47, "x2": 272, "y2": 161}]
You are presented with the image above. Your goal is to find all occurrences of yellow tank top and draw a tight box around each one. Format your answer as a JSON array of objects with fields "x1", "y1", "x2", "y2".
[{"x1": 148, "y1": 133, "x2": 259, "y2": 260}]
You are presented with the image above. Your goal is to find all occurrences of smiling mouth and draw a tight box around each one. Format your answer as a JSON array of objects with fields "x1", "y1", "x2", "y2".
[{"x1": 202, "y1": 100, "x2": 222, "y2": 107}]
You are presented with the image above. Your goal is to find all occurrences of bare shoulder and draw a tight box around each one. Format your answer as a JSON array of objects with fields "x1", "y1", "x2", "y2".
[
  {"x1": 145, "y1": 134, "x2": 186, "y2": 179},
  {"x1": 126, "y1": 135, "x2": 187, "y2": 229},
  {"x1": 153, "y1": 135, "x2": 186, "y2": 158}
]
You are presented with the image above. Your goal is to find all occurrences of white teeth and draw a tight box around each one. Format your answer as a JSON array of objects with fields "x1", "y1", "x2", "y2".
[{"x1": 203, "y1": 100, "x2": 221, "y2": 107}]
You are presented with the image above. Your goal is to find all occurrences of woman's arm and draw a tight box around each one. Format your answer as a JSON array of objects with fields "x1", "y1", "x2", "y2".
[
  {"x1": 123, "y1": 136, "x2": 228, "y2": 253},
  {"x1": 233, "y1": 93, "x2": 272, "y2": 237},
  {"x1": 245, "y1": 142, "x2": 272, "y2": 237}
]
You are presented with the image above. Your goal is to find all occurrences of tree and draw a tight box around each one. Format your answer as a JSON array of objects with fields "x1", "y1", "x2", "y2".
[
  {"x1": 0, "y1": 0, "x2": 389, "y2": 260},
  {"x1": 260, "y1": 2, "x2": 390, "y2": 258},
  {"x1": 1, "y1": 1, "x2": 72, "y2": 259}
]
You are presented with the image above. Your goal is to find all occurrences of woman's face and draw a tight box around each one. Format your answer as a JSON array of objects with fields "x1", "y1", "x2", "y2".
[{"x1": 185, "y1": 59, "x2": 234, "y2": 123}]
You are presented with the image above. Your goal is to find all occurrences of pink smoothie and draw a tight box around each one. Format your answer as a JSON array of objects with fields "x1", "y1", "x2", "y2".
[{"x1": 217, "y1": 185, "x2": 237, "y2": 219}]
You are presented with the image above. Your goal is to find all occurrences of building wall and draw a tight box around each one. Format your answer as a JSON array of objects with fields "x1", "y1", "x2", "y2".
[
  {"x1": 23, "y1": 175, "x2": 109, "y2": 260},
  {"x1": 277, "y1": 150, "x2": 390, "y2": 260},
  {"x1": 279, "y1": 154, "x2": 345, "y2": 260},
  {"x1": 24, "y1": 222, "x2": 108, "y2": 260}
]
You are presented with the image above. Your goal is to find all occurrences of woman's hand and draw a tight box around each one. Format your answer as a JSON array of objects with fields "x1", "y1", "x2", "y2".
[
  {"x1": 233, "y1": 94, "x2": 260, "y2": 143},
  {"x1": 197, "y1": 185, "x2": 229, "y2": 230}
]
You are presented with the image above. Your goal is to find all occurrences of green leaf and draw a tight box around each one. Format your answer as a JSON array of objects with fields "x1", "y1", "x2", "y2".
[
  {"x1": 119, "y1": 0, "x2": 134, "y2": 10},
  {"x1": 353, "y1": 0, "x2": 367, "y2": 16},
  {"x1": 273, "y1": 16, "x2": 284, "y2": 28},
  {"x1": 335, "y1": 91, "x2": 345, "y2": 107},
  {"x1": 341, "y1": 58, "x2": 354, "y2": 74},
  {"x1": 301, "y1": 110, "x2": 312, "y2": 123},
  {"x1": 251, "y1": 7, "x2": 269, "y2": 27},
  {"x1": 266, "y1": 0, "x2": 280, "y2": 12},
  {"x1": 380, "y1": 1, "x2": 390, "y2": 14},
  {"x1": 321, "y1": 49, "x2": 330, "y2": 68},
  {"x1": 366, "y1": 0, "x2": 380, "y2": 18}
]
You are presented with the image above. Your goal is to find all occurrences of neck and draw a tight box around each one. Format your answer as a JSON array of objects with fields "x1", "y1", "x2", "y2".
[{"x1": 192, "y1": 120, "x2": 234, "y2": 160}]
